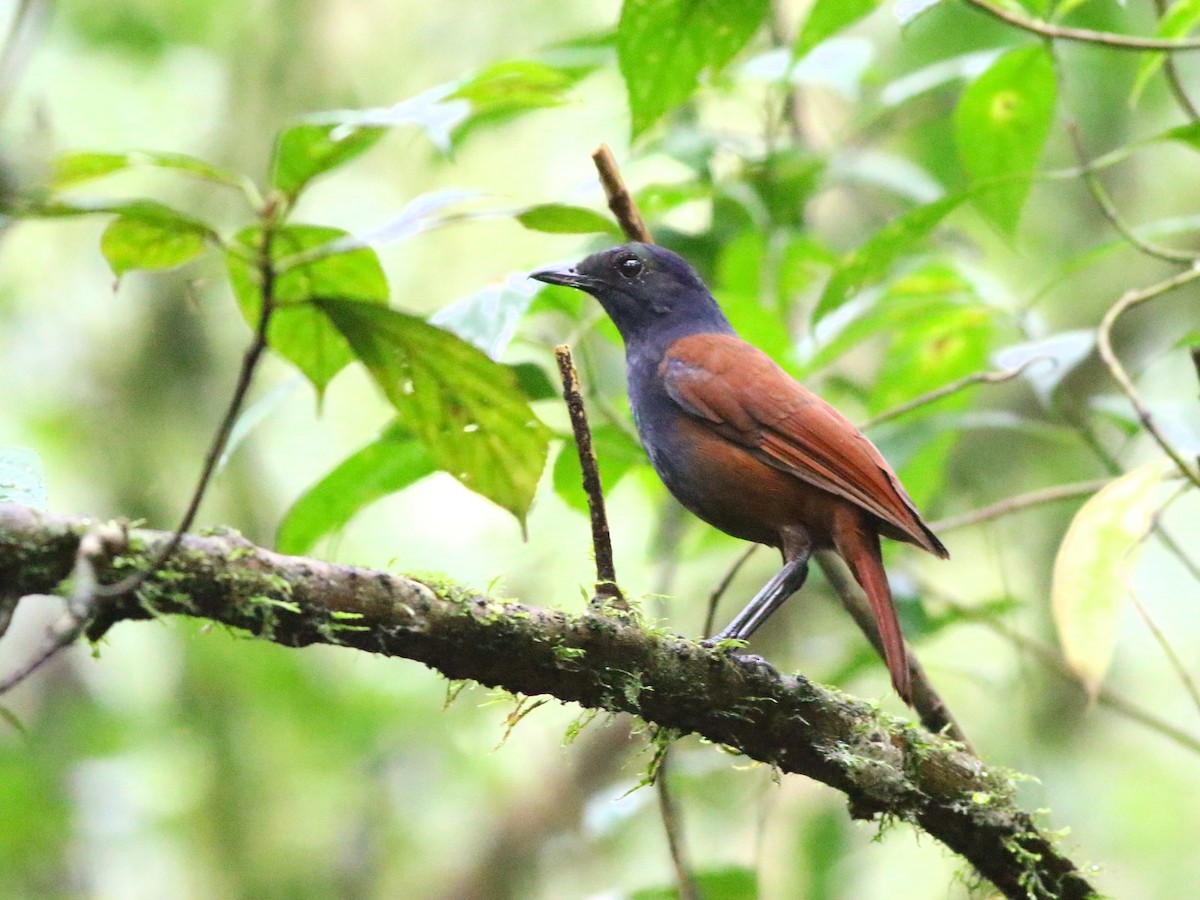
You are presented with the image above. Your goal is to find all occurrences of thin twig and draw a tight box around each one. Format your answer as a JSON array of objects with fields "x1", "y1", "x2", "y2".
[
  {"x1": 90, "y1": 213, "x2": 281, "y2": 614},
  {"x1": 1067, "y1": 123, "x2": 1196, "y2": 265},
  {"x1": 862, "y1": 357, "x2": 1053, "y2": 431},
  {"x1": 703, "y1": 545, "x2": 760, "y2": 638},
  {"x1": 961, "y1": 0, "x2": 1200, "y2": 51},
  {"x1": 944, "y1": 596, "x2": 1200, "y2": 757},
  {"x1": 555, "y1": 345, "x2": 625, "y2": 607},
  {"x1": 593, "y1": 145, "x2": 653, "y2": 244},
  {"x1": 1096, "y1": 265, "x2": 1200, "y2": 491},
  {"x1": 930, "y1": 479, "x2": 1112, "y2": 533},
  {"x1": 0, "y1": 522, "x2": 126, "y2": 694},
  {"x1": 655, "y1": 749, "x2": 698, "y2": 900},
  {"x1": 816, "y1": 551, "x2": 973, "y2": 749},
  {"x1": 1154, "y1": 0, "x2": 1200, "y2": 123}
]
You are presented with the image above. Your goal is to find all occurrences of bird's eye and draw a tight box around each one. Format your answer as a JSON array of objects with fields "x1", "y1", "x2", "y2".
[{"x1": 617, "y1": 256, "x2": 644, "y2": 279}]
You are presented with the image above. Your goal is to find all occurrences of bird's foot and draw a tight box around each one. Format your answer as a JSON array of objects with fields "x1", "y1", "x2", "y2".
[{"x1": 699, "y1": 637, "x2": 778, "y2": 678}]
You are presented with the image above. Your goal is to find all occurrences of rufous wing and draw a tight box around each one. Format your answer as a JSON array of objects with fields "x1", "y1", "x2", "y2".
[{"x1": 661, "y1": 333, "x2": 947, "y2": 558}]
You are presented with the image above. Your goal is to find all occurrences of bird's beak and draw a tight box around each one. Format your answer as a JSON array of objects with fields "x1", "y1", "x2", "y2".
[{"x1": 530, "y1": 266, "x2": 602, "y2": 294}]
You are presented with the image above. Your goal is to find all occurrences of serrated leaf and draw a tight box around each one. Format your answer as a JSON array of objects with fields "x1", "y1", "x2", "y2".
[
  {"x1": 0, "y1": 447, "x2": 47, "y2": 509},
  {"x1": 1131, "y1": 0, "x2": 1200, "y2": 107},
  {"x1": 955, "y1": 45, "x2": 1056, "y2": 234},
  {"x1": 618, "y1": 0, "x2": 770, "y2": 137},
  {"x1": 276, "y1": 423, "x2": 435, "y2": 555},
  {"x1": 1052, "y1": 462, "x2": 1166, "y2": 699},
  {"x1": 516, "y1": 203, "x2": 620, "y2": 237},
  {"x1": 794, "y1": 0, "x2": 881, "y2": 60},
  {"x1": 226, "y1": 224, "x2": 388, "y2": 396},
  {"x1": 814, "y1": 195, "x2": 962, "y2": 320},
  {"x1": 100, "y1": 212, "x2": 208, "y2": 276},
  {"x1": 52, "y1": 149, "x2": 247, "y2": 192},
  {"x1": 318, "y1": 299, "x2": 551, "y2": 526},
  {"x1": 553, "y1": 425, "x2": 646, "y2": 513},
  {"x1": 271, "y1": 123, "x2": 385, "y2": 199}
]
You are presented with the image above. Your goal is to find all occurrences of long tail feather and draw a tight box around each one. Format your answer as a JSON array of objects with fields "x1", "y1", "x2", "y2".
[{"x1": 838, "y1": 530, "x2": 912, "y2": 705}]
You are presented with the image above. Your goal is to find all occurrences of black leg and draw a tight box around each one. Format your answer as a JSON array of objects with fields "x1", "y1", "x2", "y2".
[{"x1": 710, "y1": 553, "x2": 810, "y2": 642}]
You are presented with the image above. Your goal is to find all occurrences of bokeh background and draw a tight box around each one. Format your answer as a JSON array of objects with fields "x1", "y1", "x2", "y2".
[{"x1": 1, "y1": 0, "x2": 1199, "y2": 897}]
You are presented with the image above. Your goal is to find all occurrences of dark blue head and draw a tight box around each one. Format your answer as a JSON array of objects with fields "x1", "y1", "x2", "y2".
[{"x1": 532, "y1": 243, "x2": 734, "y2": 354}]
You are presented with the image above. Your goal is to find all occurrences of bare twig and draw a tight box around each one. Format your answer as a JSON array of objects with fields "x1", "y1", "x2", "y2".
[
  {"x1": 816, "y1": 551, "x2": 973, "y2": 749},
  {"x1": 555, "y1": 345, "x2": 625, "y2": 607},
  {"x1": 592, "y1": 145, "x2": 653, "y2": 244},
  {"x1": 862, "y1": 357, "x2": 1053, "y2": 431},
  {"x1": 655, "y1": 749, "x2": 698, "y2": 900},
  {"x1": 0, "y1": 521, "x2": 126, "y2": 694},
  {"x1": 1096, "y1": 266, "x2": 1200, "y2": 491},
  {"x1": 703, "y1": 545, "x2": 760, "y2": 638},
  {"x1": 930, "y1": 479, "x2": 1112, "y2": 533},
  {"x1": 943, "y1": 594, "x2": 1200, "y2": 757},
  {"x1": 91, "y1": 211, "x2": 281, "y2": 620},
  {"x1": 961, "y1": 0, "x2": 1200, "y2": 51},
  {"x1": 1067, "y1": 124, "x2": 1196, "y2": 265}
]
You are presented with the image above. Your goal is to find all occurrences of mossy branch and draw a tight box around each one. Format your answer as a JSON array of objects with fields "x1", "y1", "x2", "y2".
[{"x1": 0, "y1": 503, "x2": 1094, "y2": 900}]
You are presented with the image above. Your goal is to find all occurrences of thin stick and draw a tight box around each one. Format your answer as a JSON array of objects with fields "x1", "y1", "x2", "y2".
[
  {"x1": 593, "y1": 145, "x2": 653, "y2": 244},
  {"x1": 655, "y1": 750, "x2": 698, "y2": 900},
  {"x1": 1097, "y1": 266, "x2": 1200, "y2": 491},
  {"x1": 862, "y1": 357, "x2": 1052, "y2": 431},
  {"x1": 1067, "y1": 123, "x2": 1196, "y2": 265},
  {"x1": 961, "y1": 0, "x2": 1200, "y2": 51},
  {"x1": 555, "y1": 345, "x2": 625, "y2": 607},
  {"x1": 816, "y1": 551, "x2": 973, "y2": 749},
  {"x1": 703, "y1": 545, "x2": 759, "y2": 638},
  {"x1": 91, "y1": 216, "x2": 280, "y2": 615},
  {"x1": 930, "y1": 479, "x2": 1112, "y2": 533}
]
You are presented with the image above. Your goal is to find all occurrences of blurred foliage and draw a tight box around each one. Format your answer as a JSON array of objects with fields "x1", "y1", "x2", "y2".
[{"x1": 1, "y1": 0, "x2": 1200, "y2": 897}]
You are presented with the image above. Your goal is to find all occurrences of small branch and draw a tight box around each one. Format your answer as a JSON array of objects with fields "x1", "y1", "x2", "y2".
[
  {"x1": 943, "y1": 593, "x2": 1200, "y2": 757},
  {"x1": 655, "y1": 749, "x2": 698, "y2": 900},
  {"x1": 0, "y1": 504, "x2": 1096, "y2": 900},
  {"x1": 1096, "y1": 266, "x2": 1200, "y2": 491},
  {"x1": 1067, "y1": 124, "x2": 1196, "y2": 265},
  {"x1": 861, "y1": 357, "x2": 1053, "y2": 431},
  {"x1": 961, "y1": 0, "x2": 1200, "y2": 51},
  {"x1": 555, "y1": 345, "x2": 625, "y2": 608},
  {"x1": 815, "y1": 551, "x2": 973, "y2": 750},
  {"x1": 1153, "y1": 0, "x2": 1200, "y2": 123},
  {"x1": 930, "y1": 479, "x2": 1112, "y2": 533},
  {"x1": 92, "y1": 209, "x2": 281, "y2": 614},
  {"x1": 592, "y1": 145, "x2": 653, "y2": 244},
  {"x1": 703, "y1": 545, "x2": 760, "y2": 637}
]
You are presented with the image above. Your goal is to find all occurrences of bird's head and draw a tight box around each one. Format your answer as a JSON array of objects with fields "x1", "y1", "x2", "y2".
[{"x1": 531, "y1": 243, "x2": 732, "y2": 349}]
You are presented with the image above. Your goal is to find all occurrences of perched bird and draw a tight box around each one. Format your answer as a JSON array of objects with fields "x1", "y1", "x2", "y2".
[{"x1": 532, "y1": 243, "x2": 948, "y2": 703}]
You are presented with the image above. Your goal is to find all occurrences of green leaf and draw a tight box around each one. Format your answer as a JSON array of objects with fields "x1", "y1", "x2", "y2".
[
  {"x1": 633, "y1": 866, "x2": 757, "y2": 900},
  {"x1": 226, "y1": 224, "x2": 389, "y2": 396},
  {"x1": 451, "y1": 60, "x2": 587, "y2": 145},
  {"x1": 52, "y1": 149, "x2": 247, "y2": 192},
  {"x1": 271, "y1": 123, "x2": 385, "y2": 199},
  {"x1": 794, "y1": 0, "x2": 881, "y2": 60},
  {"x1": 1051, "y1": 462, "x2": 1166, "y2": 700},
  {"x1": 618, "y1": 0, "x2": 771, "y2": 137},
  {"x1": 0, "y1": 447, "x2": 47, "y2": 509},
  {"x1": 553, "y1": 425, "x2": 646, "y2": 513},
  {"x1": 814, "y1": 195, "x2": 962, "y2": 321},
  {"x1": 276, "y1": 424, "x2": 435, "y2": 555},
  {"x1": 318, "y1": 299, "x2": 551, "y2": 526},
  {"x1": 100, "y1": 212, "x2": 208, "y2": 277},
  {"x1": 954, "y1": 45, "x2": 1056, "y2": 234},
  {"x1": 516, "y1": 203, "x2": 620, "y2": 237},
  {"x1": 509, "y1": 362, "x2": 558, "y2": 401},
  {"x1": 1131, "y1": 0, "x2": 1200, "y2": 107}
]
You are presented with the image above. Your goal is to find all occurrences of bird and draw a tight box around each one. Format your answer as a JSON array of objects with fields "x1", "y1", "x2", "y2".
[{"x1": 532, "y1": 242, "x2": 948, "y2": 704}]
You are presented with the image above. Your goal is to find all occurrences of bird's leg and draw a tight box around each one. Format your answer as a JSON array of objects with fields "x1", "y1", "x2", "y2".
[{"x1": 709, "y1": 550, "x2": 810, "y2": 643}]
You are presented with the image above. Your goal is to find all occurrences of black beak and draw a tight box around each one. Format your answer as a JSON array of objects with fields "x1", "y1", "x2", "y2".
[{"x1": 530, "y1": 266, "x2": 601, "y2": 293}]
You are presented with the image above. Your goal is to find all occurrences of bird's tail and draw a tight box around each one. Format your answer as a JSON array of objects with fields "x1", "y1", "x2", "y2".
[{"x1": 837, "y1": 528, "x2": 912, "y2": 705}]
